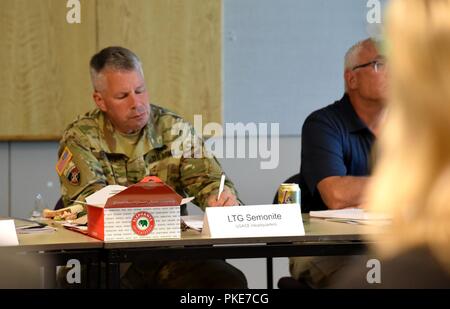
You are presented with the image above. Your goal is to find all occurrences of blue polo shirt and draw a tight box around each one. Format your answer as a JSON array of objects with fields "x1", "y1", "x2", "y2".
[{"x1": 299, "y1": 94, "x2": 375, "y2": 212}]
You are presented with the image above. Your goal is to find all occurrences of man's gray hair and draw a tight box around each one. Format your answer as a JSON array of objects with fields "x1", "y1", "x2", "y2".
[
  {"x1": 344, "y1": 38, "x2": 378, "y2": 70},
  {"x1": 89, "y1": 46, "x2": 144, "y2": 90}
]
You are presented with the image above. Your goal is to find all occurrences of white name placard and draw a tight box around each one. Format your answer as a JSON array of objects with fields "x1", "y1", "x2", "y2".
[
  {"x1": 0, "y1": 220, "x2": 19, "y2": 246},
  {"x1": 202, "y1": 204, "x2": 304, "y2": 238}
]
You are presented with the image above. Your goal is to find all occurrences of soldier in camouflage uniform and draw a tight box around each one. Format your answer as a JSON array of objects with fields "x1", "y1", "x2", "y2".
[
  {"x1": 57, "y1": 104, "x2": 239, "y2": 216},
  {"x1": 51, "y1": 46, "x2": 247, "y2": 288}
]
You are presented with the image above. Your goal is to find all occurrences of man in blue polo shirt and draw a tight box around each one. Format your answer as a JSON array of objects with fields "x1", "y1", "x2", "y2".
[
  {"x1": 290, "y1": 38, "x2": 387, "y2": 288},
  {"x1": 302, "y1": 38, "x2": 386, "y2": 212}
]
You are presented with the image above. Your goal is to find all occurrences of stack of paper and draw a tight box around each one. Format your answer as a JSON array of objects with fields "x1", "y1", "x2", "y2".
[{"x1": 309, "y1": 208, "x2": 391, "y2": 225}]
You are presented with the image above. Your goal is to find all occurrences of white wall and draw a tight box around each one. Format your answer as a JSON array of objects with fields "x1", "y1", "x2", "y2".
[
  {"x1": 224, "y1": 0, "x2": 388, "y2": 135},
  {"x1": 0, "y1": 143, "x2": 9, "y2": 217},
  {"x1": 216, "y1": 136, "x2": 300, "y2": 205},
  {"x1": 9, "y1": 142, "x2": 60, "y2": 219}
]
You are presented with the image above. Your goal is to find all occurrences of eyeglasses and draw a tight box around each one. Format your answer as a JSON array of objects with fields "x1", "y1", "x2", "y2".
[{"x1": 352, "y1": 59, "x2": 386, "y2": 73}]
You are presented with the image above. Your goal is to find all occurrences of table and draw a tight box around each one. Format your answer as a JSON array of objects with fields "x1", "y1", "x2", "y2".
[
  {"x1": 1, "y1": 215, "x2": 376, "y2": 288},
  {"x1": 1, "y1": 219, "x2": 103, "y2": 288},
  {"x1": 103, "y1": 215, "x2": 374, "y2": 289}
]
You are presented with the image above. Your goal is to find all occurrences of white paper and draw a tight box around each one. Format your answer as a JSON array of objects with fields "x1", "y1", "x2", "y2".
[
  {"x1": 0, "y1": 220, "x2": 19, "y2": 246},
  {"x1": 85, "y1": 185, "x2": 127, "y2": 207},
  {"x1": 181, "y1": 215, "x2": 204, "y2": 231},
  {"x1": 310, "y1": 208, "x2": 390, "y2": 221}
]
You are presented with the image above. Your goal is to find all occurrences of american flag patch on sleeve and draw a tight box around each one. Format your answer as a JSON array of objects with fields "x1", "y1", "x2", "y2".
[{"x1": 55, "y1": 147, "x2": 73, "y2": 176}]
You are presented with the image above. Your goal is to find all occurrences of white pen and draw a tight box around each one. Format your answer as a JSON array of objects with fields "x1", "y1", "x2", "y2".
[{"x1": 217, "y1": 174, "x2": 226, "y2": 201}]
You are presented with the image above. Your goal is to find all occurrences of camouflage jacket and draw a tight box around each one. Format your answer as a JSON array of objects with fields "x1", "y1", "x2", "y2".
[{"x1": 56, "y1": 104, "x2": 238, "y2": 214}]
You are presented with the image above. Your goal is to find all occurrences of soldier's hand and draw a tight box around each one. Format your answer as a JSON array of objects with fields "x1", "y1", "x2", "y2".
[
  {"x1": 43, "y1": 209, "x2": 77, "y2": 220},
  {"x1": 42, "y1": 205, "x2": 81, "y2": 221},
  {"x1": 207, "y1": 187, "x2": 239, "y2": 207}
]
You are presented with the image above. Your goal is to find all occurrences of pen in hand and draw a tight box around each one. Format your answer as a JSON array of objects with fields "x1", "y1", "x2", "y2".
[{"x1": 217, "y1": 174, "x2": 226, "y2": 201}]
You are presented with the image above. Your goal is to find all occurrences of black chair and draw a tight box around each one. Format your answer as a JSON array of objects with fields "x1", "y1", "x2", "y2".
[
  {"x1": 54, "y1": 197, "x2": 64, "y2": 210},
  {"x1": 277, "y1": 276, "x2": 311, "y2": 289}
]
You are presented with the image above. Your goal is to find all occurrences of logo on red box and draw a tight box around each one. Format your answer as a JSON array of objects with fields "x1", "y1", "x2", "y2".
[{"x1": 131, "y1": 211, "x2": 155, "y2": 236}]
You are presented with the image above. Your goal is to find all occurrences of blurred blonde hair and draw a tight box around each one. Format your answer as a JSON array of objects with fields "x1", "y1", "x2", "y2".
[{"x1": 367, "y1": 0, "x2": 450, "y2": 270}]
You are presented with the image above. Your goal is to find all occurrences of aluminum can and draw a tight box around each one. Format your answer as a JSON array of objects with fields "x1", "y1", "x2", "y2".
[{"x1": 278, "y1": 183, "x2": 300, "y2": 204}]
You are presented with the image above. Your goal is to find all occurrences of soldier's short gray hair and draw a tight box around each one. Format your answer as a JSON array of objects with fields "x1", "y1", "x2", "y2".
[{"x1": 89, "y1": 46, "x2": 144, "y2": 90}]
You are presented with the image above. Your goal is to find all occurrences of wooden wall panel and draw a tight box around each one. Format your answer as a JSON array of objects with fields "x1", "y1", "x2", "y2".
[
  {"x1": 0, "y1": 0, "x2": 221, "y2": 140},
  {"x1": 96, "y1": 0, "x2": 222, "y2": 125},
  {"x1": 0, "y1": 0, "x2": 97, "y2": 140}
]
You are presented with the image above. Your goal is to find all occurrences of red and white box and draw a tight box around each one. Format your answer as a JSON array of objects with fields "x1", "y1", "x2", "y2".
[{"x1": 86, "y1": 177, "x2": 193, "y2": 241}]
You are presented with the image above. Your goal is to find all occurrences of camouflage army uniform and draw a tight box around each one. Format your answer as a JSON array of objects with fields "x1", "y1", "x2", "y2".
[
  {"x1": 57, "y1": 104, "x2": 247, "y2": 289},
  {"x1": 57, "y1": 104, "x2": 239, "y2": 215}
]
